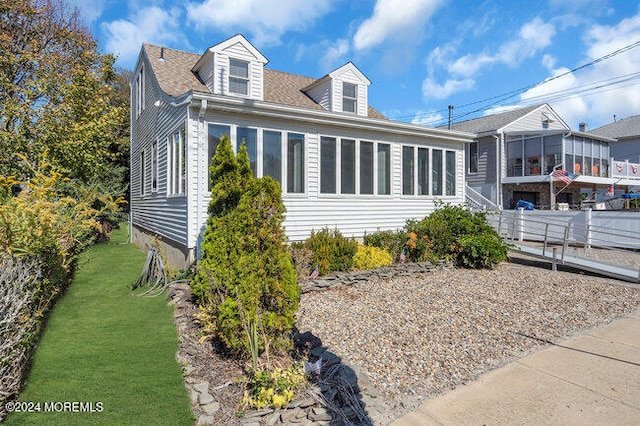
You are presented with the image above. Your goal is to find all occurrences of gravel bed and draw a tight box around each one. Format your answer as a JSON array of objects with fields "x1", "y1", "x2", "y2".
[{"x1": 295, "y1": 260, "x2": 640, "y2": 424}]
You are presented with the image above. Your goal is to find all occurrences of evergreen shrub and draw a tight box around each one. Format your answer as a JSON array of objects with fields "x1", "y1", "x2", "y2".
[
  {"x1": 192, "y1": 137, "x2": 299, "y2": 359},
  {"x1": 303, "y1": 228, "x2": 358, "y2": 276},
  {"x1": 363, "y1": 229, "x2": 407, "y2": 262}
]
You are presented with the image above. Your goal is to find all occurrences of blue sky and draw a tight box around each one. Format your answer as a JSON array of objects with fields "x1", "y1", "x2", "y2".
[{"x1": 71, "y1": 0, "x2": 640, "y2": 130}]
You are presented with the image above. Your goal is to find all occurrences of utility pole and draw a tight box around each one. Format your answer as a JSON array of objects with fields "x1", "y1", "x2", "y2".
[{"x1": 448, "y1": 105, "x2": 453, "y2": 130}]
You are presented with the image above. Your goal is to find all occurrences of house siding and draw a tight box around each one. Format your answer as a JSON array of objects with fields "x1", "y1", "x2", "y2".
[
  {"x1": 131, "y1": 53, "x2": 191, "y2": 249},
  {"x1": 503, "y1": 105, "x2": 568, "y2": 133},
  {"x1": 195, "y1": 107, "x2": 465, "y2": 244},
  {"x1": 211, "y1": 42, "x2": 263, "y2": 100},
  {"x1": 306, "y1": 81, "x2": 332, "y2": 111},
  {"x1": 332, "y1": 69, "x2": 368, "y2": 116}
]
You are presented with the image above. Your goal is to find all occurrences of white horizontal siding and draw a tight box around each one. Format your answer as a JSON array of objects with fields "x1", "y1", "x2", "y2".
[
  {"x1": 213, "y1": 42, "x2": 264, "y2": 100},
  {"x1": 282, "y1": 195, "x2": 464, "y2": 241},
  {"x1": 131, "y1": 52, "x2": 191, "y2": 248},
  {"x1": 306, "y1": 81, "x2": 331, "y2": 111}
]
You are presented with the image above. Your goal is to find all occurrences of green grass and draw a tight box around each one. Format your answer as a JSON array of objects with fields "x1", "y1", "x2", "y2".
[{"x1": 6, "y1": 225, "x2": 193, "y2": 425}]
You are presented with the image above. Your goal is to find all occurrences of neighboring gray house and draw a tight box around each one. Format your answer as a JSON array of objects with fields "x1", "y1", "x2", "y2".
[
  {"x1": 589, "y1": 114, "x2": 640, "y2": 164},
  {"x1": 443, "y1": 104, "x2": 638, "y2": 209},
  {"x1": 130, "y1": 34, "x2": 473, "y2": 268}
]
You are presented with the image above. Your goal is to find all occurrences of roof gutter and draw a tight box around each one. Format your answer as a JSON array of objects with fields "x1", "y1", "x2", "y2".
[{"x1": 189, "y1": 92, "x2": 475, "y2": 144}]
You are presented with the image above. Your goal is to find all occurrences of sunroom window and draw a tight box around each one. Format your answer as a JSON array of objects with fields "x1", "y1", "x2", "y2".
[{"x1": 229, "y1": 59, "x2": 249, "y2": 95}]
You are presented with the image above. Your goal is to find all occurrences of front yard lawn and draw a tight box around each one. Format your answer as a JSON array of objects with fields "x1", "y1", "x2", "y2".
[{"x1": 5, "y1": 224, "x2": 193, "y2": 425}]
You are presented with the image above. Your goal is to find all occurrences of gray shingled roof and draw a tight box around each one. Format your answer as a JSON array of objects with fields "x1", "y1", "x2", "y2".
[
  {"x1": 589, "y1": 114, "x2": 640, "y2": 139},
  {"x1": 142, "y1": 44, "x2": 386, "y2": 119},
  {"x1": 439, "y1": 104, "x2": 543, "y2": 134}
]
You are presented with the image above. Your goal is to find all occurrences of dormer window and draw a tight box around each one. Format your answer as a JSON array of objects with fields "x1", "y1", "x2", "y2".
[
  {"x1": 229, "y1": 58, "x2": 249, "y2": 95},
  {"x1": 343, "y1": 82, "x2": 357, "y2": 113}
]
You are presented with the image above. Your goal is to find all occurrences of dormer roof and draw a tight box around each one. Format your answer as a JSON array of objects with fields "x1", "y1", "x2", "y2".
[
  {"x1": 139, "y1": 43, "x2": 386, "y2": 119},
  {"x1": 192, "y1": 33, "x2": 268, "y2": 74},
  {"x1": 303, "y1": 62, "x2": 371, "y2": 92}
]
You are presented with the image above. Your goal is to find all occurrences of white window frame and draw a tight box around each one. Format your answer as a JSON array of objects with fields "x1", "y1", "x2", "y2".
[
  {"x1": 445, "y1": 150, "x2": 456, "y2": 196},
  {"x1": 151, "y1": 140, "x2": 158, "y2": 193},
  {"x1": 140, "y1": 150, "x2": 146, "y2": 196},
  {"x1": 342, "y1": 82, "x2": 357, "y2": 113},
  {"x1": 285, "y1": 132, "x2": 306, "y2": 195},
  {"x1": 167, "y1": 127, "x2": 186, "y2": 196},
  {"x1": 229, "y1": 58, "x2": 249, "y2": 96},
  {"x1": 135, "y1": 66, "x2": 144, "y2": 117}
]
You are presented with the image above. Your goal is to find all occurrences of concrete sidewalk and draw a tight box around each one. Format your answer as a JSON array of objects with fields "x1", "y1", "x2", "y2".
[{"x1": 391, "y1": 313, "x2": 640, "y2": 425}]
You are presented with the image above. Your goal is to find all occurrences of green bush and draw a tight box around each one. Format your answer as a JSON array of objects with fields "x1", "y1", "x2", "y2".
[
  {"x1": 405, "y1": 203, "x2": 508, "y2": 268},
  {"x1": 192, "y1": 137, "x2": 299, "y2": 360},
  {"x1": 352, "y1": 244, "x2": 393, "y2": 270},
  {"x1": 363, "y1": 229, "x2": 407, "y2": 262},
  {"x1": 303, "y1": 228, "x2": 358, "y2": 276},
  {"x1": 458, "y1": 233, "x2": 508, "y2": 269}
]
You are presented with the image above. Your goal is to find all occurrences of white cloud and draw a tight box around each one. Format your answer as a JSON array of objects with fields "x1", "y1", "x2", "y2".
[
  {"x1": 320, "y1": 39, "x2": 350, "y2": 71},
  {"x1": 519, "y1": 10, "x2": 640, "y2": 128},
  {"x1": 411, "y1": 109, "x2": 445, "y2": 126},
  {"x1": 102, "y1": 6, "x2": 184, "y2": 67},
  {"x1": 541, "y1": 54, "x2": 557, "y2": 70},
  {"x1": 449, "y1": 17, "x2": 555, "y2": 75},
  {"x1": 422, "y1": 77, "x2": 475, "y2": 100},
  {"x1": 186, "y1": 0, "x2": 334, "y2": 46},
  {"x1": 353, "y1": 0, "x2": 445, "y2": 51},
  {"x1": 67, "y1": 0, "x2": 107, "y2": 24}
]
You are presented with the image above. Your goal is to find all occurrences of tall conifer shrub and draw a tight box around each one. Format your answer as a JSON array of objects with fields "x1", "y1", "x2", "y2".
[{"x1": 191, "y1": 136, "x2": 299, "y2": 358}]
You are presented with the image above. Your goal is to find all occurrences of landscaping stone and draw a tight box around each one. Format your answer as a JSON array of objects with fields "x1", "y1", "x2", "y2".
[
  {"x1": 198, "y1": 391, "x2": 215, "y2": 405},
  {"x1": 200, "y1": 401, "x2": 220, "y2": 415}
]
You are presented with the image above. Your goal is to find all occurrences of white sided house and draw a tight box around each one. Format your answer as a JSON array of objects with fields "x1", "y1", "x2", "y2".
[{"x1": 130, "y1": 34, "x2": 473, "y2": 268}]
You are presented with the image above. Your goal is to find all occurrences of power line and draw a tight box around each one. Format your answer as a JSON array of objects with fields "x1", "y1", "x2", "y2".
[{"x1": 388, "y1": 39, "x2": 640, "y2": 124}]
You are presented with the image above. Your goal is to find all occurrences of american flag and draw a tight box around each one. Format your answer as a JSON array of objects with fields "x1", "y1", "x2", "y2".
[
  {"x1": 309, "y1": 265, "x2": 319, "y2": 280},
  {"x1": 400, "y1": 249, "x2": 406, "y2": 264},
  {"x1": 551, "y1": 169, "x2": 576, "y2": 185}
]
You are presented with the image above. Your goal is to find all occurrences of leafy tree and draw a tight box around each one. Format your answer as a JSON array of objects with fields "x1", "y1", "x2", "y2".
[{"x1": 0, "y1": 0, "x2": 128, "y2": 200}]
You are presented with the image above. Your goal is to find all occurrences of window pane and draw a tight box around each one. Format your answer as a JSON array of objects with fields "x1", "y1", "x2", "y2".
[
  {"x1": 237, "y1": 127, "x2": 257, "y2": 175},
  {"x1": 287, "y1": 133, "x2": 304, "y2": 193},
  {"x1": 321, "y1": 136, "x2": 336, "y2": 194},
  {"x1": 180, "y1": 128, "x2": 187, "y2": 194},
  {"x1": 360, "y1": 141, "x2": 374, "y2": 195},
  {"x1": 377, "y1": 144, "x2": 391, "y2": 195},
  {"x1": 402, "y1": 146, "x2": 414, "y2": 195},
  {"x1": 432, "y1": 149, "x2": 443, "y2": 195},
  {"x1": 543, "y1": 134, "x2": 562, "y2": 174},
  {"x1": 151, "y1": 141, "x2": 157, "y2": 192},
  {"x1": 469, "y1": 142, "x2": 478, "y2": 173},
  {"x1": 341, "y1": 139, "x2": 355, "y2": 194},
  {"x1": 446, "y1": 150, "x2": 455, "y2": 196},
  {"x1": 343, "y1": 82, "x2": 357, "y2": 113},
  {"x1": 525, "y1": 137, "x2": 541, "y2": 176},
  {"x1": 263, "y1": 130, "x2": 282, "y2": 183},
  {"x1": 208, "y1": 124, "x2": 230, "y2": 190},
  {"x1": 507, "y1": 140, "x2": 523, "y2": 177},
  {"x1": 418, "y1": 148, "x2": 429, "y2": 195},
  {"x1": 229, "y1": 78, "x2": 248, "y2": 95},
  {"x1": 173, "y1": 132, "x2": 181, "y2": 194},
  {"x1": 230, "y1": 59, "x2": 248, "y2": 78},
  {"x1": 140, "y1": 151, "x2": 145, "y2": 195},
  {"x1": 343, "y1": 82, "x2": 356, "y2": 98}
]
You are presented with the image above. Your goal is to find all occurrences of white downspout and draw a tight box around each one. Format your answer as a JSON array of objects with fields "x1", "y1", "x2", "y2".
[
  {"x1": 494, "y1": 133, "x2": 502, "y2": 209},
  {"x1": 195, "y1": 99, "x2": 207, "y2": 261}
]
